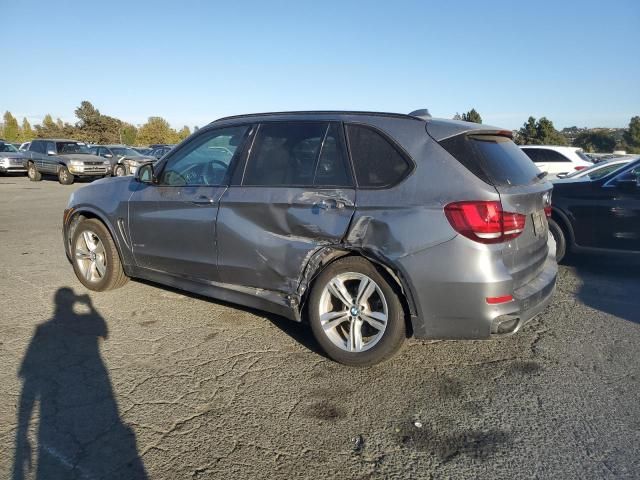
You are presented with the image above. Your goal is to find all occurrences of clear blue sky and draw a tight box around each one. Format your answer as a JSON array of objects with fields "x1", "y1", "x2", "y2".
[{"x1": 2, "y1": 0, "x2": 639, "y2": 130}]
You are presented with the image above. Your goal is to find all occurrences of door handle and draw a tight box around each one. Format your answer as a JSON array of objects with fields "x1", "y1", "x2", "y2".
[
  {"x1": 316, "y1": 199, "x2": 345, "y2": 210},
  {"x1": 191, "y1": 195, "x2": 215, "y2": 205}
]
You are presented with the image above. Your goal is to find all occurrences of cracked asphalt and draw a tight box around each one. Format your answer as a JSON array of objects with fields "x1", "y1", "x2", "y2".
[{"x1": 1, "y1": 175, "x2": 639, "y2": 479}]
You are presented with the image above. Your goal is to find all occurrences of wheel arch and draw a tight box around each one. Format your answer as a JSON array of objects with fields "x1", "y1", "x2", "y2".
[
  {"x1": 297, "y1": 247, "x2": 417, "y2": 337},
  {"x1": 550, "y1": 206, "x2": 575, "y2": 245},
  {"x1": 66, "y1": 208, "x2": 131, "y2": 269}
]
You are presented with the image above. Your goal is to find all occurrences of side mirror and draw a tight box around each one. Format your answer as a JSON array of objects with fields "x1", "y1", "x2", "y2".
[
  {"x1": 135, "y1": 162, "x2": 155, "y2": 184},
  {"x1": 47, "y1": 150, "x2": 56, "y2": 156}
]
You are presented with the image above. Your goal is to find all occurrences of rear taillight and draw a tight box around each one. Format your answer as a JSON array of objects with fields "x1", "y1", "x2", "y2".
[
  {"x1": 574, "y1": 166, "x2": 587, "y2": 171},
  {"x1": 544, "y1": 206, "x2": 552, "y2": 217},
  {"x1": 444, "y1": 201, "x2": 526, "y2": 244}
]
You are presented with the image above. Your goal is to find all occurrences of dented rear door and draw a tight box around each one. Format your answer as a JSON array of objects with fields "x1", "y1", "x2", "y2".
[{"x1": 216, "y1": 121, "x2": 355, "y2": 294}]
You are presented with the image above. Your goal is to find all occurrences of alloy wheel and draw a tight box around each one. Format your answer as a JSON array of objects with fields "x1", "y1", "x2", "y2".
[
  {"x1": 74, "y1": 230, "x2": 107, "y2": 283},
  {"x1": 318, "y1": 272, "x2": 388, "y2": 353}
]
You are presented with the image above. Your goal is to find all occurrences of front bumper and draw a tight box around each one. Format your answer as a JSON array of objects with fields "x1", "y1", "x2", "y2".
[{"x1": 68, "y1": 164, "x2": 111, "y2": 176}]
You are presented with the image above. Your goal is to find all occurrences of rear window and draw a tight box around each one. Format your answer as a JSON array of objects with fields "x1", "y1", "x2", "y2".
[{"x1": 440, "y1": 134, "x2": 542, "y2": 186}]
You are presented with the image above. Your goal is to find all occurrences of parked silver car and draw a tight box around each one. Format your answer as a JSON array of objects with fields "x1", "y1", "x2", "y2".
[
  {"x1": 89, "y1": 144, "x2": 157, "y2": 176},
  {"x1": 63, "y1": 111, "x2": 557, "y2": 365},
  {"x1": 0, "y1": 141, "x2": 27, "y2": 174},
  {"x1": 25, "y1": 139, "x2": 112, "y2": 184}
]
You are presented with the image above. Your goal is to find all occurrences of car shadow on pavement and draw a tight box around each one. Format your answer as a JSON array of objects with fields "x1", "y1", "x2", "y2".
[
  {"x1": 568, "y1": 255, "x2": 640, "y2": 325},
  {"x1": 12, "y1": 287, "x2": 147, "y2": 480},
  {"x1": 134, "y1": 278, "x2": 327, "y2": 357}
]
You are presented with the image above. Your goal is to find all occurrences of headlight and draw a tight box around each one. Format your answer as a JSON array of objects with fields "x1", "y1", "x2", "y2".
[{"x1": 69, "y1": 160, "x2": 83, "y2": 166}]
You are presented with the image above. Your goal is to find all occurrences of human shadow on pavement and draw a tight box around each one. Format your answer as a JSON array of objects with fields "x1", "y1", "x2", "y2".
[
  {"x1": 569, "y1": 255, "x2": 640, "y2": 325},
  {"x1": 12, "y1": 287, "x2": 147, "y2": 480}
]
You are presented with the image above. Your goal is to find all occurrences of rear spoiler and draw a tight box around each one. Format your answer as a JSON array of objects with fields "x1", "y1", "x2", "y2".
[{"x1": 426, "y1": 118, "x2": 513, "y2": 142}]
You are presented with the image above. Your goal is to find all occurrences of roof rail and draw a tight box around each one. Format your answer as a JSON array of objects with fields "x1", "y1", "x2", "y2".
[{"x1": 211, "y1": 110, "x2": 424, "y2": 124}]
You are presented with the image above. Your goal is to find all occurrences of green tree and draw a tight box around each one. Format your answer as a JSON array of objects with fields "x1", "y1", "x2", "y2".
[
  {"x1": 461, "y1": 108, "x2": 482, "y2": 124},
  {"x1": 2, "y1": 111, "x2": 20, "y2": 141},
  {"x1": 452, "y1": 112, "x2": 462, "y2": 120},
  {"x1": 137, "y1": 117, "x2": 177, "y2": 145},
  {"x1": 34, "y1": 114, "x2": 62, "y2": 138},
  {"x1": 177, "y1": 126, "x2": 191, "y2": 141},
  {"x1": 623, "y1": 116, "x2": 640, "y2": 153},
  {"x1": 121, "y1": 123, "x2": 138, "y2": 145},
  {"x1": 516, "y1": 116, "x2": 567, "y2": 145},
  {"x1": 573, "y1": 131, "x2": 616, "y2": 153},
  {"x1": 73, "y1": 100, "x2": 122, "y2": 143},
  {"x1": 21, "y1": 118, "x2": 34, "y2": 141}
]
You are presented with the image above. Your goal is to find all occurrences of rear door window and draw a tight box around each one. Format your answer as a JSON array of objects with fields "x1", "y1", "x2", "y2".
[
  {"x1": 243, "y1": 121, "x2": 352, "y2": 187},
  {"x1": 544, "y1": 150, "x2": 570, "y2": 162},
  {"x1": 441, "y1": 135, "x2": 542, "y2": 187},
  {"x1": 345, "y1": 124, "x2": 412, "y2": 188}
]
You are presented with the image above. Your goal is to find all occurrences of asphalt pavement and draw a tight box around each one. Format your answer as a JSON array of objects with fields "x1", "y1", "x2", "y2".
[{"x1": 1, "y1": 174, "x2": 638, "y2": 479}]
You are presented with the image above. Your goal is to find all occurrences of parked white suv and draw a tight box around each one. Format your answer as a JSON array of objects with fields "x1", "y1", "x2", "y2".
[{"x1": 520, "y1": 146, "x2": 592, "y2": 177}]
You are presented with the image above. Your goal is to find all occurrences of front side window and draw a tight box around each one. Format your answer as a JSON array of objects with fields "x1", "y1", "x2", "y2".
[
  {"x1": 159, "y1": 126, "x2": 248, "y2": 186},
  {"x1": 345, "y1": 124, "x2": 412, "y2": 188},
  {"x1": 30, "y1": 141, "x2": 44, "y2": 153}
]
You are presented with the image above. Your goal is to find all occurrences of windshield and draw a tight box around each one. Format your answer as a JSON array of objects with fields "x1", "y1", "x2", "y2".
[
  {"x1": 0, "y1": 143, "x2": 19, "y2": 153},
  {"x1": 111, "y1": 147, "x2": 140, "y2": 157},
  {"x1": 575, "y1": 150, "x2": 593, "y2": 162},
  {"x1": 57, "y1": 142, "x2": 90, "y2": 154},
  {"x1": 566, "y1": 161, "x2": 630, "y2": 180}
]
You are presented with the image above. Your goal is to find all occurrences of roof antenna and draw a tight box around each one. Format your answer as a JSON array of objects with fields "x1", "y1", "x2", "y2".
[{"x1": 409, "y1": 109, "x2": 432, "y2": 119}]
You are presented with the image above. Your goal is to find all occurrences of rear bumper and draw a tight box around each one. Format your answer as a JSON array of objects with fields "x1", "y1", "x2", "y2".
[
  {"x1": 398, "y1": 233, "x2": 557, "y2": 339},
  {"x1": 0, "y1": 166, "x2": 27, "y2": 173}
]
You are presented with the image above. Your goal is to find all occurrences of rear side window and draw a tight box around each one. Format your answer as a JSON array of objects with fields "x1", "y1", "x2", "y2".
[
  {"x1": 243, "y1": 121, "x2": 352, "y2": 187},
  {"x1": 441, "y1": 135, "x2": 542, "y2": 187},
  {"x1": 345, "y1": 124, "x2": 412, "y2": 187}
]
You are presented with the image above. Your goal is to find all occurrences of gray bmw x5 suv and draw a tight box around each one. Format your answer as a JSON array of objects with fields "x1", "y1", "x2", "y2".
[{"x1": 63, "y1": 111, "x2": 557, "y2": 365}]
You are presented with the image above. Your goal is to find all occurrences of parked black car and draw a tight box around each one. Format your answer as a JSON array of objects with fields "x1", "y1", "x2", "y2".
[{"x1": 549, "y1": 158, "x2": 640, "y2": 262}]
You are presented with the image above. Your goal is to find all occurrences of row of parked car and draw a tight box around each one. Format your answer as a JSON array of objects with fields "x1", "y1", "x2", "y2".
[{"x1": 0, "y1": 139, "x2": 175, "y2": 184}]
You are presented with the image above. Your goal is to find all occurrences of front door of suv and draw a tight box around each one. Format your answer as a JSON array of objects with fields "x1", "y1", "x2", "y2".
[
  {"x1": 216, "y1": 121, "x2": 356, "y2": 293},
  {"x1": 128, "y1": 125, "x2": 250, "y2": 281}
]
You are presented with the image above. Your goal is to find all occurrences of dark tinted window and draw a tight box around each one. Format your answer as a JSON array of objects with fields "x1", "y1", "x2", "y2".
[
  {"x1": 345, "y1": 124, "x2": 411, "y2": 187},
  {"x1": 30, "y1": 141, "x2": 45, "y2": 153},
  {"x1": 243, "y1": 122, "x2": 327, "y2": 186},
  {"x1": 441, "y1": 135, "x2": 542, "y2": 187},
  {"x1": 160, "y1": 126, "x2": 248, "y2": 186},
  {"x1": 521, "y1": 148, "x2": 544, "y2": 162},
  {"x1": 543, "y1": 150, "x2": 570, "y2": 162},
  {"x1": 313, "y1": 123, "x2": 351, "y2": 186}
]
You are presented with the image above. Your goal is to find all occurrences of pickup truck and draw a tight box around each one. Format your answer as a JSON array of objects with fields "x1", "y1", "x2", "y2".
[{"x1": 25, "y1": 139, "x2": 112, "y2": 184}]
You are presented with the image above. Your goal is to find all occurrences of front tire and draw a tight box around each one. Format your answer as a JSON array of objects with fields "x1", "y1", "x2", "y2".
[
  {"x1": 71, "y1": 218, "x2": 129, "y2": 291},
  {"x1": 114, "y1": 164, "x2": 126, "y2": 177},
  {"x1": 549, "y1": 218, "x2": 567, "y2": 263},
  {"x1": 27, "y1": 162, "x2": 42, "y2": 182},
  {"x1": 58, "y1": 166, "x2": 74, "y2": 185},
  {"x1": 308, "y1": 257, "x2": 406, "y2": 366}
]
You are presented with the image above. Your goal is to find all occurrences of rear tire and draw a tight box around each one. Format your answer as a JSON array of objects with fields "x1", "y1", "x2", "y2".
[
  {"x1": 71, "y1": 218, "x2": 129, "y2": 291},
  {"x1": 58, "y1": 166, "x2": 74, "y2": 185},
  {"x1": 549, "y1": 218, "x2": 567, "y2": 263},
  {"x1": 308, "y1": 257, "x2": 406, "y2": 366},
  {"x1": 27, "y1": 162, "x2": 42, "y2": 182}
]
